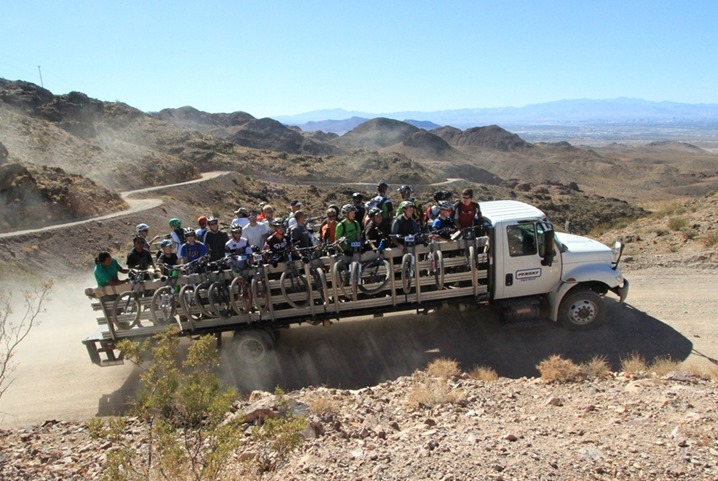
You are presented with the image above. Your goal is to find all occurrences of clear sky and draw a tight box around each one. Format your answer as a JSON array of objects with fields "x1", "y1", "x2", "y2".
[{"x1": 2, "y1": 0, "x2": 717, "y2": 118}]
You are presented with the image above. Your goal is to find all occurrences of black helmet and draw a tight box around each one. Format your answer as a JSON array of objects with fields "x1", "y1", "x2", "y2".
[
  {"x1": 352, "y1": 192, "x2": 365, "y2": 201},
  {"x1": 442, "y1": 190, "x2": 453, "y2": 199},
  {"x1": 270, "y1": 218, "x2": 286, "y2": 227},
  {"x1": 377, "y1": 182, "x2": 388, "y2": 191},
  {"x1": 433, "y1": 190, "x2": 444, "y2": 202},
  {"x1": 368, "y1": 207, "x2": 382, "y2": 217},
  {"x1": 397, "y1": 185, "x2": 412, "y2": 195}
]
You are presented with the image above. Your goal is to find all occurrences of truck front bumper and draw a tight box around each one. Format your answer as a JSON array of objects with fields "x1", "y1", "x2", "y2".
[{"x1": 612, "y1": 278, "x2": 629, "y2": 303}]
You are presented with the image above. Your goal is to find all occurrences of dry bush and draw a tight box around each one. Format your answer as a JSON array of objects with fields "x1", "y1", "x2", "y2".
[
  {"x1": 580, "y1": 356, "x2": 612, "y2": 380},
  {"x1": 468, "y1": 365, "x2": 499, "y2": 381},
  {"x1": 703, "y1": 231, "x2": 718, "y2": 247},
  {"x1": 406, "y1": 378, "x2": 466, "y2": 409},
  {"x1": 307, "y1": 394, "x2": 339, "y2": 416},
  {"x1": 649, "y1": 356, "x2": 682, "y2": 376},
  {"x1": 426, "y1": 357, "x2": 461, "y2": 379},
  {"x1": 668, "y1": 216, "x2": 687, "y2": 231},
  {"x1": 683, "y1": 362, "x2": 718, "y2": 381},
  {"x1": 620, "y1": 352, "x2": 648, "y2": 377},
  {"x1": 536, "y1": 355, "x2": 583, "y2": 383}
]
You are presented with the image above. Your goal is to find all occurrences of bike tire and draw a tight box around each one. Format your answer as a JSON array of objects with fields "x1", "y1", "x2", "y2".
[
  {"x1": 358, "y1": 259, "x2": 391, "y2": 295},
  {"x1": 433, "y1": 250, "x2": 445, "y2": 290},
  {"x1": 312, "y1": 267, "x2": 329, "y2": 305},
  {"x1": 112, "y1": 292, "x2": 141, "y2": 329},
  {"x1": 150, "y1": 286, "x2": 176, "y2": 325},
  {"x1": 194, "y1": 281, "x2": 215, "y2": 318},
  {"x1": 469, "y1": 245, "x2": 476, "y2": 270},
  {"x1": 401, "y1": 254, "x2": 413, "y2": 295},
  {"x1": 251, "y1": 277, "x2": 269, "y2": 313},
  {"x1": 332, "y1": 261, "x2": 352, "y2": 298},
  {"x1": 208, "y1": 281, "x2": 232, "y2": 317},
  {"x1": 229, "y1": 276, "x2": 251, "y2": 315},
  {"x1": 349, "y1": 261, "x2": 360, "y2": 300},
  {"x1": 179, "y1": 285, "x2": 202, "y2": 321},
  {"x1": 279, "y1": 270, "x2": 309, "y2": 308}
]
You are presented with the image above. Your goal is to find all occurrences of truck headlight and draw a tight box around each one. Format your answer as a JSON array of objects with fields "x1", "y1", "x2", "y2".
[{"x1": 611, "y1": 240, "x2": 624, "y2": 270}]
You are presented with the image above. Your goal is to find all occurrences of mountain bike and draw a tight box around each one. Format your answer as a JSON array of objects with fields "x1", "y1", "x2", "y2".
[
  {"x1": 427, "y1": 233, "x2": 445, "y2": 290},
  {"x1": 277, "y1": 249, "x2": 310, "y2": 308},
  {"x1": 149, "y1": 263, "x2": 181, "y2": 325},
  {"x1": 193, "y1": 258, "x2": 229, "y2": 318},
  {"x1": 357, "y1": 239, "x2": 391, "y2": 295},
  {"x1": 332, "y1": 238, "x2": 362, "y2": 301},
  {"x1": 178, "y1": 255, "x2": 209, "y2": 322},
  {"x1": 112, "y1": 269, "x2": 152, "y2": 330},
  {"x1": 250, "y1": 252, "x2": 270, "y2": 314},
  {"x1": 227, "y1": 253, "x2": 253, "y2": 315},
  {"x1": 393, "y1": 233, "x2": 428, "y2": 295},
  {"x1": 207, "y1": 257, "x2": 238, "y2": 318}
]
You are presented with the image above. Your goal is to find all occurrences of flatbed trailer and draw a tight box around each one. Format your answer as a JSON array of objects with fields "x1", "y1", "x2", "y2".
[{"x1": 83, "y1": 239, "x2": 490, "y2": 366}]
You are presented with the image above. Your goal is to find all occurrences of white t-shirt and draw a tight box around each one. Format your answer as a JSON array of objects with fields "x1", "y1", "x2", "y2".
[
  {"x1": 231, "y1": 217, "x2": 250, "y2": 228},
  {"x1": 242, "y1": 223, "x2": 269, "y2": 249}
]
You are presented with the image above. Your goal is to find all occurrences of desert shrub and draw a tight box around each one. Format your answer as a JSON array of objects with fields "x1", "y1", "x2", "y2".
[
  {"x1": 307, "y1": 392, "x2": 339, "y2": 416},
  {"x1": 580, "y1": 356, "x2": 612, "y2": 380},
  {"x1": 654, "y1": 227, "x2": 669, "y2": 236},
  {"x1": 620, "y1": 352, "x2": 648, "y2": 378},
  {"x1": 649, "y1": 356, "x2": 682, "y2": 376},
  {"x1": 682, "y1": 228, "x2": 699, "y2": 240},
  {"x1": 703, "y1": 231, "x2": 718, "y2": 247},
  {"x1": 426, "y1": 357, "x2": 461, "y2": 379},
  {"x1": 406, "y1": 377, "x2": 467, "y2": 409},
  {"x1": 668, "y1": 216, "x2": 687, "y2": 231},
  {"x1": 468, "y1": 365, "x2": 499, "y2": 382},
  {"x1": 536, "y1": 355, "x2": 583, "y2": 383}
]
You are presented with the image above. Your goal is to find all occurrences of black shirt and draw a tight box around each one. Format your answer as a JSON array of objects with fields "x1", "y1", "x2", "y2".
[{"x1": 127, "y1": 249, "x2": 154, "y2": 270}]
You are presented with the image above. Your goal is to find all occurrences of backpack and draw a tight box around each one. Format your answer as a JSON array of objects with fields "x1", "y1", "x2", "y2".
[{"x1": 366, "y1": 195, "x2": 390, "y2": 220}]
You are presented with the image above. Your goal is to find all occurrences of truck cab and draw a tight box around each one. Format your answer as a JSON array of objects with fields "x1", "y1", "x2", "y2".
[{"x1": 482, "y1": 200, "x2": 628, "y2": 329}]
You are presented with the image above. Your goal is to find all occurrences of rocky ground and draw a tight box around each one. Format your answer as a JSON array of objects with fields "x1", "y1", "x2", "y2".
[{"x1": 1, "y1": 367, "x2": 716, "y2": 481}]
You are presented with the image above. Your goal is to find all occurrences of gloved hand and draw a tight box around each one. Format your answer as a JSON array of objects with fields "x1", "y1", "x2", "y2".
[{"x1": 301, "y1": 256, "x2": 310, "y2": 264}]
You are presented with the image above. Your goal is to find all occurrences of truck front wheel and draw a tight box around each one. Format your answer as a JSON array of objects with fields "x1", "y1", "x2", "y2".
[
  {"x1": 558, "y1": 288, "x2": 605, "y2": 330},
  {"x1": 232, "y1": 329, "x2": 275, "y2": 364}
]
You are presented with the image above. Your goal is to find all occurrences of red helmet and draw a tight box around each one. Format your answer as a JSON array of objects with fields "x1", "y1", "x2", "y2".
[{"x1": 197, "y1": 215, "x2": 208, "y2": 226}]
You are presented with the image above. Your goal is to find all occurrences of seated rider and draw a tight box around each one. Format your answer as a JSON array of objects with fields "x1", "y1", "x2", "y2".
[
  {"x1": 320, "y1": 207, "x2": 339, "y2": 243},
  {"x1": 136, "y1": 223, "x2": 160, "y2": 253},
  {"x1": 364, "y1": 207, "x2": 389, "y2": 250},
  {"x1": 203, "y1": 216, "x2": 230, "y2": 262},
  {"x1": 289, "y1": 210, "x2": 316, "y2": 250},
  {"x1": 336, "y1": 204, "x2": 363, "y2": 253},
  {"x1": 178, "y1": 227, "x2": 208, "y2": 264},
  {"x1": 225, "y1": 223, "x2": 253, "y2": 270},
  {"x1": 264, "y1": 217, "x2": 293, "y2": 264},
  {"x1": 168, "y1": 218, "x2": 185, "y2": 253},
  {"x1": 126, "y1": 235, "x2": 156, "y2": 271},
  {"x1": 454, "y1": 188, "x2": 483, "y2": 233},
  {"x1": 391, "y1": 201, "x2": 421, "y2": 248},
  {"x1": 94, "y1": 251, "x2": 130, "y2": 287},
  {"x1": 431, "y1": 201, "x2": 457, "y2": 239}
]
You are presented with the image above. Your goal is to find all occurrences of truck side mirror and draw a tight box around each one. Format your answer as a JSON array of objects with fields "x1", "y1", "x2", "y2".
[{"x1": 538, "y1": 222, "x2": 555, "y2": 266}]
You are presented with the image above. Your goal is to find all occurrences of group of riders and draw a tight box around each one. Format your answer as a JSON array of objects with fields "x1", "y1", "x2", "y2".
[{"x1": 94, "y1": 182, "x2": 483, "y2": 288}]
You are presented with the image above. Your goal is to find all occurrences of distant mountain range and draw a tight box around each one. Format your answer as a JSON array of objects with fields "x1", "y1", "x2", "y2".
[{"x1": 274, "y1": 98, "x2": 718, "y2": 134}]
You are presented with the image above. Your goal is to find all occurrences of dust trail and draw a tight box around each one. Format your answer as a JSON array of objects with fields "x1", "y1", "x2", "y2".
[{"x1": 0, "y1": 276, "x2": 136, "y2": 428}]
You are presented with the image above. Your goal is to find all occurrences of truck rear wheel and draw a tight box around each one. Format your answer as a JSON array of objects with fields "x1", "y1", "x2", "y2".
[
  {"x1": 232, "y1": 329, "x2": 274, "y2": 364},
  {"x1": 559, "y1": 288, "x2": 605, "y2": 330}
]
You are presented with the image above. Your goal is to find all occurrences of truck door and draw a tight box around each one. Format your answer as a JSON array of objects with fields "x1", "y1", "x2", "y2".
[{"x1": 494, "y1": 221, "x2": 561, "y2": 300}]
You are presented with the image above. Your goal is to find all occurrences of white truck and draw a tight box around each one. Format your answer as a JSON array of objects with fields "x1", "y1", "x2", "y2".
[{"x1": 83, "y1": 200, "x2": 628, "y2": 366}]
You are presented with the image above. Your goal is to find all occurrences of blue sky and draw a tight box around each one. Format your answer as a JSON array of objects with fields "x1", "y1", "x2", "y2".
[{"x1": 2, "y1": 1, "x2": 717, "y2": 118}]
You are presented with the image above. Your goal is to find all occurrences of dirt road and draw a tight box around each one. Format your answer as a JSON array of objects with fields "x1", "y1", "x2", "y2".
[{"x1": 0, "y1": 266, "x2": 715, "y2": 428}]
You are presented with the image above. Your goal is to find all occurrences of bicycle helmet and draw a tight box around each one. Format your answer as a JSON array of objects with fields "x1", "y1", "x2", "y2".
[
  {"x1": 397, "y1": 184, "x2": 412, "y2": 195},
  {"x1": 168, "y1": 218, "x2": 181, "y2": 228},
  {"x1": 230, "y1": 223, "x2": 243, "y2": 232},
  {"x1": 399, "y1": 200, "x2": 416, "y2": 210},
  {"x1": 438, "y1": 200, "x2": 453, "y2": 211},
  {"x1": 136, "y1": 223, "x2": 149, "y2": 233},
  {"x1": 377, "y1": 182, "x2": 388, "y2": 191},
  {"x1": 327, "y1": 204, "x2": 339, "y2": 215},
  {"x1": 352, "y1": 192, "x2": 365, "y2": 201},
  {"x1": 341, "y1": 204, "x2": 357, "y2": 214},
  {"x1": 183, "y1": 227, "x2": 196, "y2": 236},
  {"x1": 234, "y1": 207, "x2": 249, "y2": 216},
  {"x1": 270, "y1": 217, "x2": 286, "y2": 227},
  {"x1": 197, "y1": 215, "x2": 208, "y2": 226},
  {"x1": 433, "y1": 191, "x2": 444, "y2": 202},
  {"x1": 207, "y1": 216, "x2": 218, "y2": 224},
  {"x1": 160, "y1": 239, "x2": 173, "y2": 248},
  {"x1": 368, "y1": 207, "x2": 383, "y2": 217}
]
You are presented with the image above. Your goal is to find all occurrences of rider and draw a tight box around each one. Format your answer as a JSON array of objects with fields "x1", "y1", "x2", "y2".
[
  {"x1": 454, "y1": 188, "x2": 483, "y2": 232},
  {"x1": 225, "y1": 223, "x2": 253, "y2": 270},
  {"x1": 425, "y1": 191, "x2": 446, "y2": 223},
  {"x1": 364, "y1": 207, "x2": 390, "y2": 250},
  {"x1": 287, "y1": 200, "x2": 302, "y2": 229},
  {"x1": 156, "y1": 239, "x2": 178, "y2": 267},
  {"x1": 94, "y1": 251, "x2": 129, "y2": 287},
  {"x1": 231, "y1": 208, "x2": 250, "y2": 228},
  {"x1": 126, "y1": 235, "x2": 156, "y2": 271},
  {"x1": 135, "y1": 223, "x2": 160, "y2": 252},
  {"x1": 391, "y1": 201, "x2": 421, "y2": 248},
  {"x1": 289, "y1": 210, "x2": 316, "y2": 250},
  {"x1": 394, "y1": 185, "x2": 423, "y2": 226},
  {"x1": 264, "y1": 217, "x2": 292, "y2": 264},
  {"x1": 352, "y1": 193, "x2": 366, "y2": 226},
  {"x1": 336, "y1": 204, "x2": 362, "y2": 253},
  {"x1": 168, "y1": 218, "x2": 185, "y2": 253},
  {"x1": 178, "y1": 227, "x2": 208, "y2": 264},
  {"x1": 431, "y1": 201, "x2": 457, "y2": 239},
  {"x1": 367, "y1": 182, "x2": 393, "y2": 231},
  {"x1": 242, "y1": 209, "x2": 270, "y2": 250},
  {"x1": 203, "y1": 216, "x2": 229, "y2": 262},
  {"x1": 320, "y1": 207, "x2": 339, "y2": 243},
  {"x1": 195, "y1": 216, "x2": 209, "y2": 239}
]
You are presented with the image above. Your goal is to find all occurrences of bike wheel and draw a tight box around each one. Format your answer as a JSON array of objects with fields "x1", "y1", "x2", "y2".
[
  {"x1": 179, "y1": 285, "x2": 202, "y2": 321},
  {"x1": 401, "y1": 254, "x2": 413, "y2": 295},
  {"x1": 251, "y1": 277, "x2": 269, "y2": 312},
  {"x1": 208, "y1": 281, "x2": 232, "y2": 317},
  {"x1": 150, "y1": 286, "x2": 176, "y2": 325},
  {"x1": 194, "y1": 282, "x2": 214, "y2": 318},
  {"x1": 349, "y1": 261, "x2": 360, "y2": 300},
  {"x1": 279, "y1": 270, "x2": 309, "y2": 308},
  {"x1": 229, "y1": 276, "x2": 251, "y2": 315},
  {"x1": 311, "y1": 267, "x2": 329, "y2": 304},
  {"x1": 332, "y1": 261, "x2": 351, "y2": 298},
  {"x1": 112, "y1": 292, "x2": 141, "y2": 329},
  {"x1": 432, "y1": 250, "x2": 445, "y2": 290},
  {"x1": 358, "y1": 259, "x2": 391, "y2": 295},
  {"x1": 469, "y1": 245, "x2": 477, "y2": 270}
]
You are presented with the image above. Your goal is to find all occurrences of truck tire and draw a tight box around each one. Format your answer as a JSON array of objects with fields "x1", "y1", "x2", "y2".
[
  {"x1": 232, "y1": 329, "x2": 274, "y2": 364},
  {"x1": 558, "y1": 288, "x2": 605, "y2": 330}
]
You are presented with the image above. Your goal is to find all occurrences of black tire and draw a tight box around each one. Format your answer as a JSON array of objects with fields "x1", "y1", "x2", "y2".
[
  {"x1": 279, "y1": 270, "x2": 309, "y2": 308},
  {"x1": 229, "y1": 276, "x2": 251, "y2": 315},
  {"x1": 208, "y1": 281, "x2": 232, "y2": 317},
  {"x1": 150, "y1": 286, "x2": 176, "y2": 325},
  {"x1": 232, "y1": 329, "x2": 274, "y2": 364},
  {"x1": 112, "y1": 292, "x2": 141, "y2": 329},
  {"x1": 559, "y1": 288, "x2": 606, "y2": 330},
  {"x1": 194, "y1": 282, "x2": 215, "y2": 318},
  {"x1": 333, "y1": 261, "x2": 351, "y2": 298},
  {"x1": 401, "y1": 254, "x2": 413, "y2": 295},
  {"x1": 349, "y1": 262, "x2": 360, "y2": 300},
  {"x1": 468, "y1": 245, "x2": 476, "y2": 270},
  {"x1": 311, "y1": 267, "x2": 329, "y2": 304},
  {"x1": 358, "y1": 259, "x2": 391, "y2": 295},
  {"x1": 432, "y1": 250, "x2": 445, "y2": 290},
  {"x1": 251, "y1": 277, "x2": 269, "y2": 312},
  {"x1": 179, "y1": 285, "x2": 202, "y2": 321}
]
